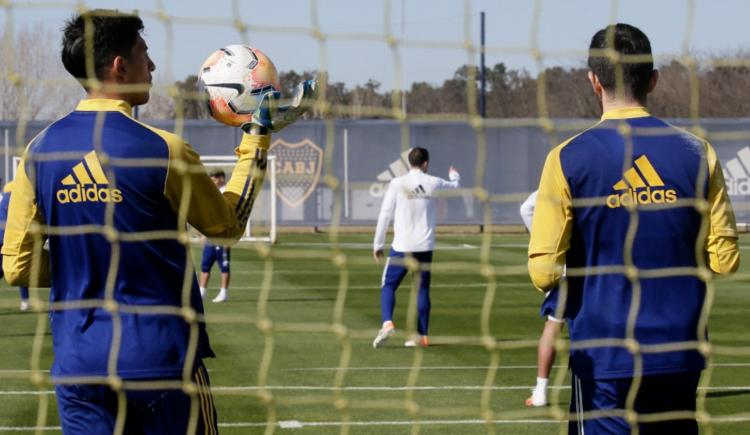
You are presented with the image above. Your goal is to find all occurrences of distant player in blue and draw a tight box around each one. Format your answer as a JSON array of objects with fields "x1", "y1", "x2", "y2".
[
  {"x1": 0, "y1": 181, "x2": 29, "y2": 311},
  {"x1": 199, "y1": 169, "x2": 232, "y2": 303},
  {"x1": 529, "y1": 24, "x2": 739, "y2": 434},
  {"x1": 2, "y1": 9, "x2": 314, "y2": 434},
  {"x1": 521, "y1": 190, "x2": 566, "y2": 407}
]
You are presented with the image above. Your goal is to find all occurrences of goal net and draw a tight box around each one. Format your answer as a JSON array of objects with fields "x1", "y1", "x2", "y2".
[{"x1": 0, "y1": 1, "x2": 748, "y2": 434}]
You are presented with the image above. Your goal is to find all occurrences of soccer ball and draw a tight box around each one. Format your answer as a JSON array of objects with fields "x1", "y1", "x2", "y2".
[{"x1": 197, "y1": 44, "x2": 280, "y2": 127}]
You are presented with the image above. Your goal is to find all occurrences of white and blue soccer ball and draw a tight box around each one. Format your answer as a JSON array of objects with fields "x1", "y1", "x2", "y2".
[{"x1": 198, "y1": 44, "x2": 280, "y2": 127}]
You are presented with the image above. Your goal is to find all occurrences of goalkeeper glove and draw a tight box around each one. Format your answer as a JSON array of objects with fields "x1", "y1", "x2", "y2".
[{"x1": 241, "y1": 79, "x2": 317, "y2": 134}]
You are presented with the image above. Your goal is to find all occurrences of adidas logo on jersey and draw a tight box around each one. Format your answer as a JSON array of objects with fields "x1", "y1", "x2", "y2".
[
  {"x1": 56, "y1": 151, "x2": 123, "y2": 204},
  {"x1": 408, "y1": 184, "x2": 429, "y2": 199},
  {"x1": 606, "y1": 155, "x2": 677, "y2": 208},
  {"x1": 722, "y1": 146, "x2": 750, "y2": 195}
]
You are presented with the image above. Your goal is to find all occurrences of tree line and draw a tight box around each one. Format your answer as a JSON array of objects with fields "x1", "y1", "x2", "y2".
[
  {"x1": 2, "y1": 25, "x2": 749, "y2": 120},
  {"x1": 146, "y1": 60, "x2": 750, "y2": 121}
]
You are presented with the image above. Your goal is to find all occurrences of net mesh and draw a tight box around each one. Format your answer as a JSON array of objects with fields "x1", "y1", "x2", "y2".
[{"x1": 0, "y1": 0, "x2": 749, "y2": 434}]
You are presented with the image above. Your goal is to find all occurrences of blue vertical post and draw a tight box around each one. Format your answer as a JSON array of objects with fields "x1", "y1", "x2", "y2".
[{"x1": 479, "y1": 11, "x2": 486, "y2": 118}]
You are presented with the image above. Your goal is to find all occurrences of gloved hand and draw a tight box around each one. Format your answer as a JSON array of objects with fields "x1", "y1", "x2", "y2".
[{"x1": 241, "y1": 79, "x2": 317, "y2": 134}]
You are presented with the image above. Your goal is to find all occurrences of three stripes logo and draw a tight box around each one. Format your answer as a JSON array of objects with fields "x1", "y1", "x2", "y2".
[
  {"x1": 369, "y1": 149, "x2": 411, "y2": 197},
  {"x1": 722, "y1": 146, "x2": 750, "y2": 195},
  {"x1": 606, "y1": 155, "x2": 677, "y2": 208},
  {"x1": 56, "y1": 151, "x2": 123, "y2": 204},
  {"x1": 408, "y1": 184, "x2": 428, "y2": 199}
]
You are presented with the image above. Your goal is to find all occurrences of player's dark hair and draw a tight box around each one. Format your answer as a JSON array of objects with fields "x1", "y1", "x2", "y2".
[
  {"x1": 61, "y1": 9, "x2": 144, "y2": 85},
  {"x1": 408, "y1": 147, "x2": 429, "y2": 167},
  {"x1": 588, "y1": 23, "x2": 654, "y2": 102},
  {"x1": 210, "y1": 169, "x2": 226, "y2": 179}
]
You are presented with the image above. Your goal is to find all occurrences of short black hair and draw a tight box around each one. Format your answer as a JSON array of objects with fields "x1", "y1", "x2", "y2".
[
  {"x1": 61, "y1": 9, "x2": 144, "y2": 84},
  {"x1": 588, "y1": 23, "x2": 654, "y2": 101},
  {"x1": 408, "y1": 147, "x2": 429, "y2": 167},
  {"x1": 209, "y1": 169, "x2": 226, "y2": 179}
]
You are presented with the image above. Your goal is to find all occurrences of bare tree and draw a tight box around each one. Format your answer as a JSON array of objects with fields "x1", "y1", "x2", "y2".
[{"x1": 0, "y1": 23, "x2": 81, "y2": 121}]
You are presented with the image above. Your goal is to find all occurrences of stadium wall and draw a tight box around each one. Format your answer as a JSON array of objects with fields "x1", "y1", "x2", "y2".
[{"x1": 3, "y1": 118, "x2": 750, "y2": 228}]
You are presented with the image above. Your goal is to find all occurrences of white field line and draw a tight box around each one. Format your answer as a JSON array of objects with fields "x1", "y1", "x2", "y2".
[
  {"x1": 0, "y1": 282, "x2": 526, "y2": 294},
  {"x1": 237, "y1": 242, "x2": 750, "y2": 251},
  {"x1": 286, "y1": 363, "x2": 750, "y2": 371},
  {"x1": 268, "y1": 242, "x2": 519, "y2": 250},
  {"x1": 2, "y1": 385, "x2": 750, "y2": 396},
  {"x1": 5, "y1": 416, "x2": 750, "y2": 432},
  {"x1": 2, "y1": 363, "x2": 748, "y2": 376}
]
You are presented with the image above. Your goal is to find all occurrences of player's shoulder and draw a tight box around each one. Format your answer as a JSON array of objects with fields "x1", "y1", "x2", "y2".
[
  {"x1": 129, "y1": 119, "x2": 197, "y2": 161},
  {"x1": 557, "y1": 120, "x2": 610, "y2": 152},
  {"x1": 388, "y1": 173, "x2": 408, "y2": 186},
  {"x1": 662, "y1": 121, "x2": 712, "y2": 149},
  {"x1": 132, "y1": 120, "x2": 187, "y2": 149}
]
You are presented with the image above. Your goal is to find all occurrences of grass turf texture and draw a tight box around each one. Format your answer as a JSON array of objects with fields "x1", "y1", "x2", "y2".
[{"x1": 0, "y1": 233, "x2": 749, "y2": 434}]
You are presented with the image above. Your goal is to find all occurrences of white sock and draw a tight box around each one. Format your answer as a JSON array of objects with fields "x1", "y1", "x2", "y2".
[
  {"x1": 383, "y1": 320, "x2": 394, "y2": 328},
  {"x1": 535, "y1": 377, "x2": 548, "y2": 391},
  {"x1": 199, "y1": 287, "x2": 206, "y2": 296},
  {"x1": 219, "y1": 288, "x2": 227, "y2": 294}
]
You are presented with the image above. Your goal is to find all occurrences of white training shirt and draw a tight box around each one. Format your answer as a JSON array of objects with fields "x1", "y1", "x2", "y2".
[
  {"x1": 519, "y1": 190, "x2": 538, "y2": 231},
  {"x1": 373, "y1": 168, "x2": 460, "y2": 253}
]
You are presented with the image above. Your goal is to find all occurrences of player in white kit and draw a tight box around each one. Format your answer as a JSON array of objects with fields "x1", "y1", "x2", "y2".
[{"x1": 372, "y1": 147, "x2": 460, "y2": 348}]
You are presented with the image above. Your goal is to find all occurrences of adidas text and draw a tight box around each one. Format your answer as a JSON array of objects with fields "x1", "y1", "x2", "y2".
[
  {"x1": 606, "y1": 187, "x2": 677, "y2": 208},
  {"x1": 725, "y1": 178, "x2": 750, "y2": 196},
  {"x1": 56, "y1": 185, "x2": 123, "y2": 204}
]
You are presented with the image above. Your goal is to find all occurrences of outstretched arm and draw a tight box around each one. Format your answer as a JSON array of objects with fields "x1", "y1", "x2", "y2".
[{"x1": 434, "y1": 166, "x2": 460, "y2": 190}]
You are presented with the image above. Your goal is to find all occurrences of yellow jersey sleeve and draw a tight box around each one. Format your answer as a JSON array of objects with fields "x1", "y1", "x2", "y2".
[
  {"x1": 528, "y1": 144, "x2": 574, "y2": 291},
  {"x1": 705, "y1": 142, "x2": 739, "y2": 274},
  {"x1": 1, "y1": 155, "x2": 51, "y2": 287},
  {"x1": 163, "y1": 132, "x2": 270, "y2": 243}
]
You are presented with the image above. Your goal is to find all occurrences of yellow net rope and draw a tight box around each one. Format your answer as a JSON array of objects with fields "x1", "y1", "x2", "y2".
[{"x1": 1, "y1": 0, "x2": 749, "y2": 434}]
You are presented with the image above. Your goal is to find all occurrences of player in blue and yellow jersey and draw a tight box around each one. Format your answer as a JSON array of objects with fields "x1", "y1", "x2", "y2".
[
  {"x1": 1, "y1": 9, "x2": 314, "y2": 435},
  {"x1": 528, "y1": 24, "x2": 739, "y2": 434},
  {"x1": 0, "y1": 181, "x2": 30, "y2": 311}
]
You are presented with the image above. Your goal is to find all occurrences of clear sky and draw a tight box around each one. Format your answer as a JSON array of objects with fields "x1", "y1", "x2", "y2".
[{"x1": 3, "y1": 0, "x2": 749, "y2": 89}]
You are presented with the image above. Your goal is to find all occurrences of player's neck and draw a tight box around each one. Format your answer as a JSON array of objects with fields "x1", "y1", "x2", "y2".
[
  {"x1": 85, "y1": 88, "x2": 137, "y2": 106},
  {"x1": 600, "y1": 95, "x2": 647, "y2": 114}
]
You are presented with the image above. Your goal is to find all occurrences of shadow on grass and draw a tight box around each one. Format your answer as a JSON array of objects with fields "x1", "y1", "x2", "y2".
[{"x1": 705, "y1": 390, "x2": 750, "y2": 399}]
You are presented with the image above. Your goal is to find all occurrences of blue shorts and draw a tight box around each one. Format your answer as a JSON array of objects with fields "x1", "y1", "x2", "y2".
[
  {"x1": 201, "y1": 244, "x2": 230, "y2": 273},
  {"x1": 540, "y1": 288, "x2": 568, "y2": 322},
  {"x1": 569, "y1": 371, "x2": 700, "y2": 434},
  {"x1": 56, "y1": 364, "x2": 217, "y2": 435}
]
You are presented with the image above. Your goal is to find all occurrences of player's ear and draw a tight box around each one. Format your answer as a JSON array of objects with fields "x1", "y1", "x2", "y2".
[
  {"x1": 647, "y1": 69, "x2": 659, "y2": 94},
  {"x1": 587, "y1": 71, "x2": 603, "y2": 100},
  {"x1": 112, "y1": 55, "x2": 128, "y2": 82}
]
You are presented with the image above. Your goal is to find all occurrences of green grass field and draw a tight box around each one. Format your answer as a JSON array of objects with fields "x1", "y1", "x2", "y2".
[{"x1": 1, "y1": 233, "x2": 749, "y2": 434}]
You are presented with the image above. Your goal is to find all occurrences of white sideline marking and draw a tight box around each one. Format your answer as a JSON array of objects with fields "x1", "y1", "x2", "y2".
[
  {"x1": 278, "y1": 242, "x2": 486, "y2": 250},
  {"x1": 269, "y1": 242, "x2": 532, "y2": 250},
  {"x1": 2, "y1": 363, "x2": 747, "y2": 378},
  {"x1": 278, "y1": 420, "x2": 303, "y2": 428},
  {"x1": 5, "y1": 385, "x2": 750, "y2": 396},
  {"x1": 211, "y1": 385, "x2": 750, "y2": 392},
  {"x1": 288, "y1": 363, "x2": 750, "y2": 371},
  {"x1": 6, "y1": 417, "x2": 750, "y2": 432},
  {"x1": 0, "y1": 282, "x2": 521, "y2": 294}
]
